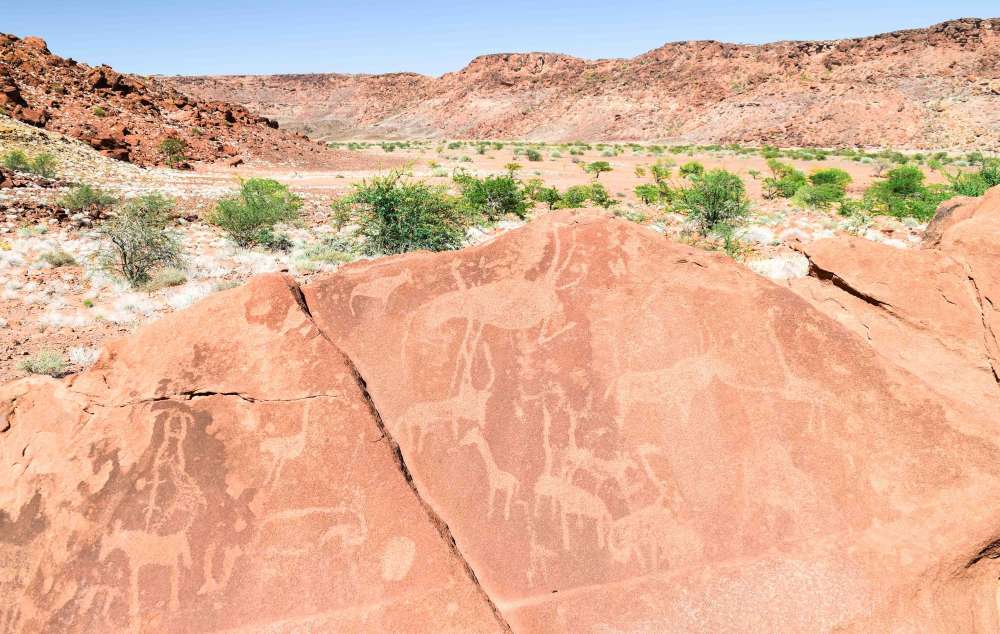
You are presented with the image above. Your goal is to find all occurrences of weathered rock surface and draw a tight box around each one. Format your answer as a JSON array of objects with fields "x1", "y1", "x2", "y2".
[
  {"x1": 173, "y1": 18, "x2": 1000, "y2": 148},
  {"x1": 4, "y1": 210, "x2": 1000, "y2": 631},
  {"x1": 789, "y1": 186, "x2": 1000, "y2": 410},
  {"x1": 0, "y1": 274, "x2": 504, "y2": 632}
]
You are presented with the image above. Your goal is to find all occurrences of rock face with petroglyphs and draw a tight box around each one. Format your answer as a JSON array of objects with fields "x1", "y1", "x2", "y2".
[
  {"x1": 0, "y1": 275, "x2": 503, "y2": 632},
  {"x1": 4, "y1": 208, "x2": 1000, "y2": 631}
]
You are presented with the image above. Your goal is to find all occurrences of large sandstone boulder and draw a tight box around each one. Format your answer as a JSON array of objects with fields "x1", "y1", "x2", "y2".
[
  {"x1": 0, "y1": 274, "x2": 503, "y2": 632},
  {"x1": 789, "y1": 186, "x2": 999, "y2": 410},
  {"x1": 303, "y1": 211, "x2": 1000, "y2": 631},
  {"x1": 4, "y1": 210, "x2": 1000, "y2": 632}
]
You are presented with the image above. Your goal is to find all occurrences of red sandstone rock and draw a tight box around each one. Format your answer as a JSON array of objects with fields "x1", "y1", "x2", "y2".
[
  {"x1": 788, "y1": 186, "x2": 999, "y2": 410},
  {"x1": 0, "y1": 34, "x2": 400, "y2": 169},
  {"x1": 301, "y1": 210, "x2": 1000, "y2": 631},
  {"x1": 0, "y1": 274, "x2": 504, "y2": 632},
  {"x1": 4, "y1": 211, "x2": 1000, "y2": 631}
]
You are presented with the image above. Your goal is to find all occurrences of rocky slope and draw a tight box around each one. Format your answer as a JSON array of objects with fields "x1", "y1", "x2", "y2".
[
  {"x1": 3, "y1": 190, "x2": 1000, "y2": 631},
  {"x1": 171, "y1": 18, "x2": 1000, "y2": 149},
  {"x1": 0, "y1": 35, "x2": 383, "y2": 168}
]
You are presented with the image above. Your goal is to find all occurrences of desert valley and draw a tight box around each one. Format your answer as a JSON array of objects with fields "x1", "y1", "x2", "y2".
[{"x1": 0, "y1": 12, "x2": 999, "y2": 633}]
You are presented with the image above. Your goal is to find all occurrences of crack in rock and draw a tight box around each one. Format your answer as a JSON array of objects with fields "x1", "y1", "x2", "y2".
[{"x1": 290, "y1": 280, "x2": 513, "y2": 632}]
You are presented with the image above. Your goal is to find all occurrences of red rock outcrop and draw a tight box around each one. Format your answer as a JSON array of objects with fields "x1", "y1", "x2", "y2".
[
  {"x1": 0, "y1": 275, "x2": 504, "y2": 632},
  {"x1": 0, "y1": 34, "x2": 392, "y2": 169},
  {"x1": 789, "y1": 186, "x2": 1000, "y2": 411},
  {"x1": 4, "y1": 210, "x2": 1000, "y2": 631},
  {"x1": 172, "y1": 18, "x2": 1000, "y2": 148}
]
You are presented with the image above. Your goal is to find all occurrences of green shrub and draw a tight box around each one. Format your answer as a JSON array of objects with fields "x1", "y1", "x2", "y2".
[
  {"x1": 864, "y1": 166, "x2": 950, "y2": 220},
  {"x1": 29, "y1": 153, "x2": 57, "y2": 178},
  {"x1": 981, "y1": 161, "x2": 1000, "y2": 188},
  {"x1": 585, "y1": 161, "x2": 613, "y2": 179},
  {"x1": 793, "y1": 183, "x2": 847, "y2": 210},
  {"x1": 454, "y1": 173, "x2": 529, "y2": 221},
  {"x1": 333, "y1": 172, "x2": 466, "y2": 255},
  {"x1": 98, "y1": 193, "x2": 184, "y2": 287},
  {"x1": 92, "y1": 105, "x2": 107, "y2": 117},
  {"x1": 809, "y1": 167, "x2": 852, "y2": 190},
  {"x1": 762, "y1": 159, "x2": 806, "y2": 198},
  {"x1": 159, "y1": 137, "x2": 187, "y2": 166},
  {"x1": 676, "y1": 169, "x2": 750, "y2": 234},
  {"x1": 634, "y1": 183, "x2": 660, "y2": 204},
  {"x1": 525, "y1": 149, "x2": 543, "y2": 162},
  {"x1": 558, "y1": 185, "x2": 592, "y2": 208},
  {"x1": 532, "y1": 186, "x2": 561, "y2": 210},
  {"x1": 59, "y1": 184, "x2": 116, "y2": 213},
  {"x1": 679, "y1": 161, "x2": 705, "y2": 180},
  {"x1": 949, "y1": 172, "x2": 991, "y2": 197},
  {"x1": 948, "y1": 161, "x2": 1000, "y2": 197},
  {"x1": 40, "y1": 250, "x2": 76, "y2": 267},
  {"x1": 209, "y1": 178, "x2": 302, "y2": 248},
  {"x1": 18, "y1": 350, "x2": 66, "y2": 377},
  {"x1": 2, "y1": 149, "x2": 30, "y2": 172},
  {"x1": 588, "y1": 183, "x2": 617, "y2": 208}
]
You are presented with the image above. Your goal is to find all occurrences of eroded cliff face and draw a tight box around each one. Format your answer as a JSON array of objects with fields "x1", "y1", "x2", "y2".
[
  {"x1": 172, "y1": 18, "x2": 1000, "y2": 148},
  {"x1": 3, "y1": 200, "x2": 1000, "y2": 632},
  {"x1": 0, "y1": 34, "x2": 384, "y2": 168}
]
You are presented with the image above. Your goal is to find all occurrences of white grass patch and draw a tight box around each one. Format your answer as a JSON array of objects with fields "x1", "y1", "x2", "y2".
[
  {"x1": 68, "y1": 346, "x2": 102, "y2": 368},
  {"x1": 166, "y1": 282, "x2": 214, "y2": 311}
]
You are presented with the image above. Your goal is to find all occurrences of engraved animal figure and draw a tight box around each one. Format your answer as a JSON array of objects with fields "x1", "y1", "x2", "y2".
[{"x1": 460, "y1": 427, "x2": 520, "y2": 520}]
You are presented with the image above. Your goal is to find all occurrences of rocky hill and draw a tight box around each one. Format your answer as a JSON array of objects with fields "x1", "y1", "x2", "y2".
[
  {"x1": 172, "y1": 18, "x2": 1000, "y2": 149},
  {"x1": 2, "y1": 187, "x2": 999, "y2": 630},
  {"x1": 0, "y1": 34, "x2": 376, "y2": 168}
]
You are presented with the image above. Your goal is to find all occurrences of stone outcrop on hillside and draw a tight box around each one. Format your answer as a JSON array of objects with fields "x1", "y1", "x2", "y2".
[
  {"x1": 3, "y1": 205, "x2": 1000, "y2": 631},
  {"x1": 0, "y1": 35, "x2": 389, "y2": 169},
  {"x1": 173, "y1": 18, "x2": 1000, "y2": 148}
]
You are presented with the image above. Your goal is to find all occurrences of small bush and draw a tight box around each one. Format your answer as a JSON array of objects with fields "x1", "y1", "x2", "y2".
[
  {"x1": 159, "y1": 137, "x2": 187, "y2": 166},
  {"x1": 40, "y1": 250, "x2": 76, "y2": 267},
  {"x1": 864, "y1": 166, "x2": 950, "y2": 220},
  {"x1": 2, "y1": 149, "x2": 30, "y2": 172},
  {"x1": 679, "y1": 161, "x2": 705, "y2": 180},
  {"x1": 558, "y1": 185, "x2": 592, "y2": 209},
  {"x1": 301, "y1": 239, "x2": 355, "y2": 264},
  {"x1": 59, "y1": 184, "x2": 116, "y2": 213},
  {"x1": 144, "y1": 267, "x2": 188, "y2": 292},
  {"x1": 333, "y1": 172, "x2": 467, "y2": 255},
  {"x1": 18, "y1": 350, "x2": 66, "y2": 376},
  {"x1": 532, "y1": 186, "x2": 561, "y2": 210},
  {"x1": 588, "y1": 183, "x2": 618, "y2": 208},
  {"x1": 454, "y1": 173, "x2": 529, "y2": 221},
  {"x1": 209, "y1": 178, "x2": 302, "y2": 248},
  {"x1": 29, "y1": 153, "x2": 57, "y2": 178},
  {"x1": 92, "y1": 106, "x2": 107, "y2": 117},
  {"x1": 634, "y1": 183, "x2": 660, "y2": 204},
  {"x1": 677, "y1": 169, "x2": 750, "y2": 234},
  {"x1": 809, "y1": 168, "x2": 852, "y2": 190},
  {"x1": 526, "y1": 149, "x2": 543, "y2": 162},
  {"x1": 949, "y1": 172, "x2": 990, "y2": 197},
  {"x1": 793, "y1": 183, "x2": 846, "y2": 210},
  {"x1": 98, "y1": 193, "x2": 184, "y2": 287},
  {"x1": 585, "y1": 161, "x2": 613, "y2": 179},
  {"x1": 762, "y1": 159, "x2": 806, "y2": 199}
]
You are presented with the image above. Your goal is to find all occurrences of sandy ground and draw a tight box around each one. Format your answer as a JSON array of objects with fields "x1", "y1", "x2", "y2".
[{"x1": 0, "y1": 140, "x2": 938, "y2": 382}]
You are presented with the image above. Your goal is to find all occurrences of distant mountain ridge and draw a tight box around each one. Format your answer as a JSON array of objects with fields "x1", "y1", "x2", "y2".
[{"x1": 169, "y1": 18, "x2": 1000, "y2": 149}]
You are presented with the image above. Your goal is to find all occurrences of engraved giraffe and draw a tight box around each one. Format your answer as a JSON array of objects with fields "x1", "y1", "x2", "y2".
[{"x1": 460, "y1": 427, "x2": 520, "y2": 520}]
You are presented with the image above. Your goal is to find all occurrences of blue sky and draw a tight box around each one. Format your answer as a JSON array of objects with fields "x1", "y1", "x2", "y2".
[{"x1": 5, "y1": 2, "x2": 997, "y2": 76}]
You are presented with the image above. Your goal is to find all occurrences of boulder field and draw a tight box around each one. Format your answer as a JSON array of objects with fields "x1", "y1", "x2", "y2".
[{"x1": 2, "y1": 193, "x2": 999, "y2": 632}]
